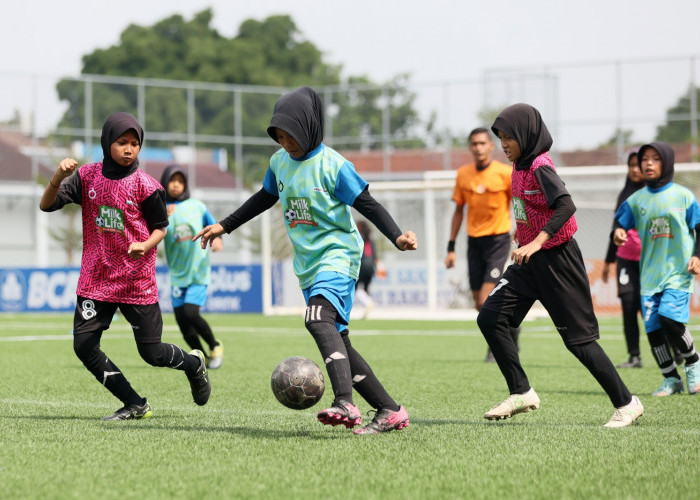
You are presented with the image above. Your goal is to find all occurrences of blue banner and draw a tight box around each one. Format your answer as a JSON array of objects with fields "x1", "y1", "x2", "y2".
[{"x1": 0, "y1": 265, "x2": 263, "y2": 313}]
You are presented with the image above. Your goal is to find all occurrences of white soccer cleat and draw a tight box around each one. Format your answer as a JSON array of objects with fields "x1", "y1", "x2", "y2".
[
  {"x1": 604, "y1": 395, "x2": 644, "y2": 428},
  {"x1": 483, "y1": 388, "x2": 540, "y2": 420}
]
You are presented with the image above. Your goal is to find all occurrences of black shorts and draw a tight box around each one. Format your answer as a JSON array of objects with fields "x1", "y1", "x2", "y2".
[
  {"x1": 467, "y1": 233, "x2": 511, "y2": 291},
  {"x1": 480, "y1": 238, "x2": 599, "y2": 346},
  {"x1": 73, "y1": 296, "x2": 163, "y2": 343},
  {"x1": 615, "y1": 257, "x2": 641, "y2": 298}
]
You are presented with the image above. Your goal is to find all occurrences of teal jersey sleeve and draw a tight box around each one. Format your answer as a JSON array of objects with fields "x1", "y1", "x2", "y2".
[
  {"x1": 335, "y1": 162, "x2": 369, "y2": 206},
  {"x1": 614, "y1": 201, "x2": 635, "y2": 230}
]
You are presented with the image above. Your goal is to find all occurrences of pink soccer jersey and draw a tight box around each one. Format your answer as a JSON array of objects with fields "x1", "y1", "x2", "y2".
[
  {"x1": 77, "y1": 163, "x2": 162, "y2": 304},
  {"x1": 511, "y1": 152, "x2": 577, "y2": 249}
]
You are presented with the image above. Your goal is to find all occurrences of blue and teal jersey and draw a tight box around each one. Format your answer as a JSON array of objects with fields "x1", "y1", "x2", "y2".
[
  {"x1": 163, "y1": 198, "x2": 217, "y2": 287},
  {"x1": 615, "y1": 182, "x2": 700, "y2": 295},
  {"x1": 263, "y1": 143, "x2": 367, "y2": 289}
]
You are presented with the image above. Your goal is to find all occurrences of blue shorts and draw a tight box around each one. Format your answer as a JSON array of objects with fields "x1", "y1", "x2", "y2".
[
  {"x1": 641, "y1": 289, "x2": 690, "y2": 332},
  {"x1": 302, "y1": 271, "x2": 355, "y2": 333},
  {"x1": 171, "y1": 284, "x2": 208, "y2": 308}
]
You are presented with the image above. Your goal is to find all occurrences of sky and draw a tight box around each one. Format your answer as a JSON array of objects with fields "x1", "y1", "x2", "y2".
[{"x1": 3, "y1": 0, "x2": 700, "y2": 150}]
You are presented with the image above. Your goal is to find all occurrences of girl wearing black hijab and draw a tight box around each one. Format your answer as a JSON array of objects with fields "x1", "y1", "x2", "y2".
[
  {"x1": 477, "y1": 103, "x2": 643, "y2": 428},
  {"x1": 39, "y1": 112, "x2": 212, "y2": 420},
  {"x1": 195, "y1": 87, "x2": 417, "y2": 434},
  {"x1": 602, "y1": 150, "x2": 645, "y2": 368}
]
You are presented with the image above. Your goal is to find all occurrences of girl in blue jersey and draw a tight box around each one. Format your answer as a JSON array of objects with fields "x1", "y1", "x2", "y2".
[
  {"x1": 161, "y1": 165, "x2": 224, "y2": 370},
  {"x1": 195, "y1": 87, "x2": 417, "y2": 434},
  {"x1": 614, "y1": 141, "x2": 700, "y2": 396}
]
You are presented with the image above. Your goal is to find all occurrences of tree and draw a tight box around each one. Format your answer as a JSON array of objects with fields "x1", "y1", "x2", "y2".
[
  {"x1": 54, "y1": 10, "x2": 425, "y2": 184},
  {"x1": 656, "y1": 85, "x2": 700, "y2": 144}
]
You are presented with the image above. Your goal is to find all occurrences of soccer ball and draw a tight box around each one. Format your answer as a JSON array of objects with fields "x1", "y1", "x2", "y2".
[
  {"x1": 284, "y1": 209, "x2": 297, "y2": 222},
  {"x1": 271, "y1": 356, "x2": 325, "y2": 410}
]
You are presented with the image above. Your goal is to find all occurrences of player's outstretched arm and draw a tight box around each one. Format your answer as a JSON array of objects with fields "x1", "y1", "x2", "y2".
[{"x1": 194, "y1": 223, "x2": 225, "y2": 249}]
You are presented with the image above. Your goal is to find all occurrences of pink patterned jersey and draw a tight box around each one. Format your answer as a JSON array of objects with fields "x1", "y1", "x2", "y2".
[
  {"x1": 616, "y1": 228, "x2": 641, "y2": 261},
  {"x1": 77, "y1": 163, "x2": 162, "y2": 304},
  {"x1": 511, "y1": 152, "x2": 577, "y2": 249}
]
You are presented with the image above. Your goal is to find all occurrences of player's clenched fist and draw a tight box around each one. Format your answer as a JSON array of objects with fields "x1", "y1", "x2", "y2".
[{"x1": 57, "y1": 158, "x2": 79, "y2": 179}]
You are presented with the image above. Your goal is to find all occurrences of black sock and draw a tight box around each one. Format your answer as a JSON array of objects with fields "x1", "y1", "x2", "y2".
[
  {"x1": 342, "y1": 332, "x2": 399, "y2": 411},
  {"x1": 74, "y1": 332, "x2": 142, "y2": 405},
  {"x1": 648, "y1": 328, "x2": 681, "y2": 379}
]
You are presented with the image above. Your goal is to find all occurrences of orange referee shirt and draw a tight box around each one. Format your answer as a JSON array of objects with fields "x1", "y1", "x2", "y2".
[{"x1": 452, "y1": 160, "x2": 513, "y2": 238}]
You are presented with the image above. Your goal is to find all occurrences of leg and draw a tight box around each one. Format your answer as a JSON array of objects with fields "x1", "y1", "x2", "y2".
[
  {"x1": 340, "y1": 331, "x2": 398, "y2": 411},
  {"x1": 73, "y1": 297, "x2": 142, "y2": 405},
  {"x1": 616, "y1": 292, "x2": 642, "y2": 368},
  {"x1": 477, "y1": 269, "x2": 535, "y2": 395},
  {"x1": 304, "y1": 296, "x2": 353, "y2": 403},
  {"x1": 73, "y1": 331, "x2": 143, "y2": 406},
  {"x1": 120, "y1": 303, "x2": 211, "y2": 406},
  {"x1": 174, "y1": 305, "x2": 206, "y2": 353},
  {"x1": 566, "y1": 341, "x2": 632, "y2": 408},
  {"x1": 306, "y1": 296, "x2": 362, "y2": 428}
]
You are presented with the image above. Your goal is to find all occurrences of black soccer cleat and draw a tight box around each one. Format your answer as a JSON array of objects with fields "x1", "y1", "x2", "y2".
[
  {"x1": 187, "y1": 349, "x2": 211, "y2": 406},
  {"x1": 102, "y1": 400, "x2": 153, "y2": 421}
]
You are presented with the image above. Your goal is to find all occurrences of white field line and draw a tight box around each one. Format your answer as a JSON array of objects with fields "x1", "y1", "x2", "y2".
[{"x1": 0, "y1": 324, "x2": 660, "y2": 342}]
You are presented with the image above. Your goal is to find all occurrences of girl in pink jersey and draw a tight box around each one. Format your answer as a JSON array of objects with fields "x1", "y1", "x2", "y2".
[
  {"x1": 40, "y1": 112, "x2": 211, "y2": 420},
  {"x1": 476, "y1": 103, "x2": 643, "y2": 428}
]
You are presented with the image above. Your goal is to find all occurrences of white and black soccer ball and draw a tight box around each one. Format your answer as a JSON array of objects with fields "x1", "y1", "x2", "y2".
[
  {"x1": 284, "y1": 209, "x2": 297, "y2": 222},
  {"x1": 271, "y1": 356, "x2": 325, "y2": 410},
  {"x1": 95, "y1": 216, "x2": 105, "y2": 227}
]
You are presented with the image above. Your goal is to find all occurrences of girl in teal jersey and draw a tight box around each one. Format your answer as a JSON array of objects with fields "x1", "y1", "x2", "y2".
[{"x1": 195, "y1": 87, "x2": 417, "y2": 435}]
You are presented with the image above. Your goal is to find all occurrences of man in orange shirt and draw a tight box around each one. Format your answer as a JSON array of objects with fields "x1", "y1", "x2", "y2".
[{"x1": 446, "y1": 128, "x2": 519, "y2": 361}]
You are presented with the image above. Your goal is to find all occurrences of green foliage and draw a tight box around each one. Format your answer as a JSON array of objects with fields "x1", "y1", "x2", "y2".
[
  {"x1": 54, "y1": 10, "x2": 425, "y2": 184},
  {"x1": 1, "y1": 313, "x2": 698, "y2": 499},
  {"x1": 656, "y1": 86, "x2": 700, "y2": 144}
]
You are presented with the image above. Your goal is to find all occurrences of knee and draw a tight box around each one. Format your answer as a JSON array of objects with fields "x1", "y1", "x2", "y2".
[
  {"x1": 136, "y1": 342, "x2": 165, "y2": 367},
  {"x1": 73, "y1": 334, "x2": 99, "y2": 363},
  {"x1": 476, "y1": 308, "x2": 497, "y2": 335}
]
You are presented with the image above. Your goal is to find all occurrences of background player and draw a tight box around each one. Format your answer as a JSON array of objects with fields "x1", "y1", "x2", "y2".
[
  {"x1": 161, "y1": 165, "x2": 225, "y2": 369},
  {"x1": 445, "y1": 127, "x2": 519, "y2": 362},
  {"x1": 614, "y1": 141, "x2": 700, "y2": 396}
]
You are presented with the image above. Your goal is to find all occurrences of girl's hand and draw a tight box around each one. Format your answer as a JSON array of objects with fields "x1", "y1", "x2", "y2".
[
  {"x1": 396, "y1": 231, "x2": 417, "y2": 251},
  {"x1": 511, "y1": 240, "x2": 543, "y2": 265},
  {"x1": 127, "y1": 242, "x2": 146, "y2": 259},
  {"x1": 688, "y1": 256, "x2": 700, "y2": 275},
  {"x1": 194, "y1": 224, "x2": 225, "y2": 249},
  {"x1": 613, "y1": 228, "x2": 627, "y2": 246}
]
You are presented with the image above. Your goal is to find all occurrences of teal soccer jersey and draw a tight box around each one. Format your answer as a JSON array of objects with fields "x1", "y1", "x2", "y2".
[
  {"x1": 163, "y1": 198, "x2": 217, "y2": 287},
  {"x1": 263, "y1": 143, "x2": 367, "y2": 288},
  {"x1": 615, "y1": 183, "x2": 700, "y2": 295}
]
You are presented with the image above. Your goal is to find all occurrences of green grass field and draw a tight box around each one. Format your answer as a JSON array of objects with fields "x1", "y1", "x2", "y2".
[{"x1": 1, "y1": 312, "x2": 699, "y2": 499}]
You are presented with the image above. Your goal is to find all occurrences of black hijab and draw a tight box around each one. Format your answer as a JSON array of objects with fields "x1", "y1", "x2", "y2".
[
  {"x1": 267, "y1": 87, "x2": 324, "y2": 156},
  {"x1": 491, "y1": 103, "x2": 553, "y2": 171},
  {"x1": 638, "y1": 141, "x2": 675, "y2": 190},
  {"x1": 100, "y1": 112, "x2": 144, "y2": 179},
  {"x1": 615, "y1": 149, "x2": 645, "y2": 210},
  {"x1": 160, "y1": 164, "x2": 190, "y2": 202}
]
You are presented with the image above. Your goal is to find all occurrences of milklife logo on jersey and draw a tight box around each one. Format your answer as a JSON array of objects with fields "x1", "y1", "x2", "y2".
[
  {"x1": 513, "y1": 196, "x2": 528, "y2": 225},
  {"x1": 175, "y1": 223, "x2": 194, "y2": 243},
  {"x1": 284, "y1": 197, "x2": 318, "y2": 228},
  {"x1": 649, "y1": 216, "x2": 673, "y2": 240},
  {"x1": 95, "y1": 205, "x2": 124, "y2": 233}
]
